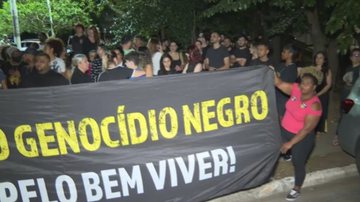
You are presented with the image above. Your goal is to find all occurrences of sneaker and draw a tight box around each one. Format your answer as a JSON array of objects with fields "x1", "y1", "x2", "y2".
[
  {"x1": 283, "y1": 154, "x2": 292, "y2": 161},
  {"x1": 286, "y1": 189, "x2": 300, "y2": 201}
]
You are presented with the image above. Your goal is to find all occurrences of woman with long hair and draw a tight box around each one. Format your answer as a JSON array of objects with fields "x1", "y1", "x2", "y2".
[
  {"x1": 168, "y1": 41, "x2": 185, "y2": 72},
  {"x1": 147, "y1": 38, "x2": 163, "y2": 76},
  {"x1": 298, "y1": 51, "x2": 332, "y2": 135},
  {"x1": 183, "y1": 45, "x2": 203, "y2": 74},
  {"x1": 158, "y1": 54, "x2": 176, "y2": 76},
  {"x1": 85, "y1": 25, "x2": 101, "y2": 54}
]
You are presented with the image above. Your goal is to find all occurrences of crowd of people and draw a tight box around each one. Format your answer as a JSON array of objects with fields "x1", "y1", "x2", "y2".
[{"x1": 1, "y1": 22, "x2": 360, "y2": 201}]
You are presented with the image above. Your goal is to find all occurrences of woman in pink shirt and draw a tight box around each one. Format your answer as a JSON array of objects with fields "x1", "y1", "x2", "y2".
[{"x1": 275, "y1": 72, "x2": 322, "y2": 201}]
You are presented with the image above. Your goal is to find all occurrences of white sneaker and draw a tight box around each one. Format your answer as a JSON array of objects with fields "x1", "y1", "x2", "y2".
[{"x1": 286, "y1": 189, "x2": 300, "y2": 201}]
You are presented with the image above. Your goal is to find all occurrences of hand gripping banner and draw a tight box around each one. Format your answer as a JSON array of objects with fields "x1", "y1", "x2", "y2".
[{"x1": 0, "y1": 65, "x2": 281, "y2": 202}]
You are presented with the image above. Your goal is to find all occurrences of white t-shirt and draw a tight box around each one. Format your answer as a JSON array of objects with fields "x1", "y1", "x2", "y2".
[
  {"x1": 152, "y1": 52, "x2": 162, "y2": 76},
  {"x1": 50, "y1": 57, "x2": 66, "y2": 74}
]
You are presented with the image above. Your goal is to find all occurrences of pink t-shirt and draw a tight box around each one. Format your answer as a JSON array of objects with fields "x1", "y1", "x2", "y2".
[{"x1": 281, "y1": 83, "x2": 322, "y2": 134}]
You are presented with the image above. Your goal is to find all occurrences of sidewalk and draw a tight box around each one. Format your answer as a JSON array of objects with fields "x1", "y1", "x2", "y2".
[{"x1": 209, "y1": 91, "x2": 357, "y2": 201}]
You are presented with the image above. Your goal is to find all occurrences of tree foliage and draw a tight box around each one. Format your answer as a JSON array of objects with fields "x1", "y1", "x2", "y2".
[
  {"x1": 0, "y1": 0, "x2": 104, "y2": 36},
  {"x1": 107, "y1": 0, "x2": 205, "y2": 46},
  {"x1": 204, "y1": 0, "x2": 360, "y2": 52}
]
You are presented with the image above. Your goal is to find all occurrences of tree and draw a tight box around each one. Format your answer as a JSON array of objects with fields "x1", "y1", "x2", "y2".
[
  {"x1": 106, "y1": 0, "x2": 206, "y2": 47},
  {"x1": 0, "y1": 0, "x2": 104, "y2": 36}
]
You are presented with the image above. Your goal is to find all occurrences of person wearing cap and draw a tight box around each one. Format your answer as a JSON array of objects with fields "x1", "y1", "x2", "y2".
[{"x1": 121, "y1": 35, "x2": 135, "y2": 56}]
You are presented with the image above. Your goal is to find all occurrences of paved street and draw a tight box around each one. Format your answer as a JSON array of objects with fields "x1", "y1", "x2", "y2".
[{"x1": 247, "y1": 175, "x2": 360, "y2": 202}]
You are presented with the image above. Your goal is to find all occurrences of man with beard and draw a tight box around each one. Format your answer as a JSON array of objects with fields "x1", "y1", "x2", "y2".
[
  {"x1": 204, "y1": 32, "x2": 230, "y2": 71},
  {"x1": 21, "y1": 52, "x2": 69, "y2": 88},
  {"x1": 231, "y1": 35, "x2": 252, "y2": 67}
]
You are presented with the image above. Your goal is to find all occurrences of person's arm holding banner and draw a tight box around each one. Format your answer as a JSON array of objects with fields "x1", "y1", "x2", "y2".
[{"x1": 271, "y1": 66, "x2": 293, "y2": 95}]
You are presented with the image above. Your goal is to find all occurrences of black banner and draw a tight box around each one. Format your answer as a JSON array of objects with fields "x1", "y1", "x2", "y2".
[{"x1": 0, "y1": 66, "x2": 281, "y2": 202}]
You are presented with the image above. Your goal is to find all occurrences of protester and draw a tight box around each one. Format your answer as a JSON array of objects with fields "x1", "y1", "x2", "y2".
[
  {"x1": 4, "y1": 48, "x2": 22, "y2": 89},
  {"x1": 195, "y1": 40, "x2": 204, "y2": 58},
  {"x1": 222, "y1": 37, "x2": 234, "y2": 53},
  {"x1": 342, "y1": 48, "x2": 360, "y2": 96},
  {"x1": 123, "y1": 51, "x2": 146, "y2": 79},
  {"x1": 85, "y1": 25, "x2": 100, "y2": 54},
  {"x1": 71, "y1": 23, "x2": 89, "y2": 55},
  {"x1": 183, "y1": 45, "x2": 203, "y2": 74},
  {"x1": 0, "y1": 68, "x2": 7, "y2": 89},
  {"x1": 148, "y1": 38, "x2": 163, "y2": 76},
  {"x1": 0, "y1": 46, "x2": 10, "y2": 74},
  {"x1": 333, "y1": 48, "x2": 360, "y2": 146},
  {"x1": 197, "y1": 33, "x2": 209, "y2": 59},
  {"x1": 88, "y1": 50, "x2": 97, "y2": 63},
  {"x1": 21, "y1": 47, "x2": 37, "y2": 78},
  {"x1": 161, "y1": 39, "x2": 170, "y2": 53},
  {"x1": 121, "y1": 35, "x2": 135, "y2": 56},
  {"x1": 250, "y1": 42, "x2": 274, "y2": 66},
  {"x1": 158, "y1": 53, "x2": 177, "y2": 75},
  {"x1": 231, "y1": 35, "x2": 252, "y2": 67},
  {"x1": 38, "y1": 32, "x2": 48, "y2": 50},
  {"x1": 274, "y1": 71, "x2": 322, "y2": 201},
  {"x1": 21, "y1": 52, "x2": 68, "y2": 88},
  {"x1": 70, "y1": 54, "x2": 92, "y2": 84},
  {"x1": 113, "y1": 47, "x2": 125, "y2": 67},
  {"x1": 204, "y1": 32, "x2": 230, "y2": 71},
  {"x1": 275, "y1": 44, "x2": 299, "y2": 118},
  {"x1": 88, "y1": 44, "x2": 106, "y2": 82},
  {"x1": 44, "y1": 38, "x2": 66, "y2": 76},
  {"x1": 299, "y1": 51, "x2": 332, "y2": 135},
  {"x1": 98, "y1": 51, "x2": 144, "y2": 81},
  {"x1": 133, "y1": 35, "x2": 146, "y2": 51},
  {"x1": 168, "y1": 41, "x2": 185, "y2": 72},
  {"x1": 137, "y1": 46, "x2": 153, "y2": 78}
]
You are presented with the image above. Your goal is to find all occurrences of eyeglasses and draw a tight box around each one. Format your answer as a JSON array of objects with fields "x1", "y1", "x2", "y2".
[{"x1": 352, "y1": 54, "x2": 360, "y2": 57}]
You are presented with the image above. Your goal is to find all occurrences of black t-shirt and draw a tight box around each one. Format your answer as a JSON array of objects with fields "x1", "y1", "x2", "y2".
[
  {"x1": 21, "y1": 70, "x2": 69, "y2": 88},
  {"x1": 84, "y1": 40, "x2": 98, "y2": 55},
  {"x1": 97, "y1": 67, "x2": 134, "y2": 82},
  {"x1": 185, "y1": 63, "x2": 200, "y2": 73},
  {"x1": 275, "y1": 63, "x2": 298, "y2": 82},
  {"x1": 232, "y1": 48, "x2": 251, "y2": 67},
  {"x1": 250, "y1": 58, "x2": 274, "y2": 67},
  {"x1": 275, "y1": 63, "x2": 298, "y2": 116},
  {"x1": 71, "y1": 67, "x2": 92, "y2": 84},
  {"x1": 158, "y1": 68, "x2": 177, "y2": 76},
  {"x1": 71, "y1": 35, "x2": 90, "y2": 55},
  {"x1": 205, "y1": 45, "x2": 230, "y2": 69},
  {"x1": 202, "y1": 46, "x2": 209, "y2": 59}
]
